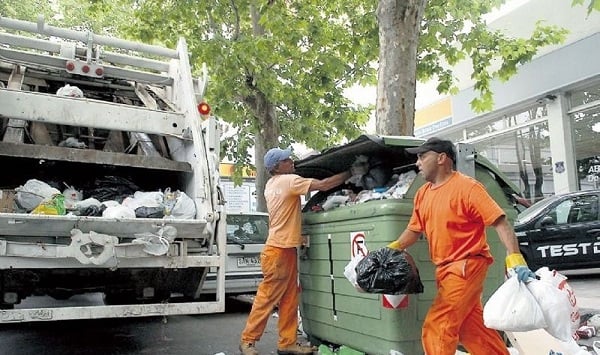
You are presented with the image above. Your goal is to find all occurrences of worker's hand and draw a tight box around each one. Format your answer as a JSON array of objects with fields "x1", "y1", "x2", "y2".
[
  {"x1": 387, "y1": 240, "x2": 403, "y2": 250},
  {"x1": 506, "y1": 253, "x2": 535, "y2": 282}
]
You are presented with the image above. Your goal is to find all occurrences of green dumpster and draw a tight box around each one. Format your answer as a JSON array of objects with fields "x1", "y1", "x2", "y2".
[{"x1": 294, "y1": 135, "x2": 521, "y2": 355}]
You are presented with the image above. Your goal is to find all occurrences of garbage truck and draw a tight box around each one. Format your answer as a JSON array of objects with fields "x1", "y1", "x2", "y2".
[{"x1": 0, "y1": 16, "x2": 227, "y2": 322}]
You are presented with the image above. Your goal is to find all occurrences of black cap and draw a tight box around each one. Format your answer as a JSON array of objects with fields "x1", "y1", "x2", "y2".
[{"x1": 406, "y1": 137, "x2": 456, "y2": 161}]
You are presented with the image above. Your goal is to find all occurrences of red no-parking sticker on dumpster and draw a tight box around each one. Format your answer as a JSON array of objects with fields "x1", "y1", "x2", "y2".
[{"x1": 350, "y1": 231, "x2": 368, "y2": 258}]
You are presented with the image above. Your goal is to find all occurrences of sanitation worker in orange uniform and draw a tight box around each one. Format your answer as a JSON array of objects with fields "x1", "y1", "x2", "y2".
[
  {"x1": 387, "y1": 138, "x2": 535, "y2": 355},
  {"x1": 240, "y1": 148, "x2": 351, "y2": 355}
]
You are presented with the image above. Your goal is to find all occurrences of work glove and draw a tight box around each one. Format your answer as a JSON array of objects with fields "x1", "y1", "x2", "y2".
[
  {"x1": 387, "y1": 240, "x2": 403, "y2": 250},
  {"x1": 505, "y1": 253, "x2": 536, "y2": 282}
]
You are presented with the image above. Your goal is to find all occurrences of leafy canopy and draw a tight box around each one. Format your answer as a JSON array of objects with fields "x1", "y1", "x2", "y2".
[{"x1": 122, "y1": 1, "x2": 377, "y2": 172}]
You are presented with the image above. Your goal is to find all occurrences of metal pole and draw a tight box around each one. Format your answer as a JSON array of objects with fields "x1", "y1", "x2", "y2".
[{"x1": 0, "y1": 15, "x2": 179, "y2": 59}]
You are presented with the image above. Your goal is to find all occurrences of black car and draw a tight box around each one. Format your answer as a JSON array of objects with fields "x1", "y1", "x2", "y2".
[{"x1": 514, "y1": 190, "x2": 600, "y2": 272}]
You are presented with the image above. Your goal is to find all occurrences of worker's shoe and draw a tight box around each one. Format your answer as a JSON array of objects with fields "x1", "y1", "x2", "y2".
[
  {"x1": 239, "y1": 341, "x2": 259, "y2": 355},
  {"x1": 276, "y1": 343, "x2": 317, "y2": 355}
]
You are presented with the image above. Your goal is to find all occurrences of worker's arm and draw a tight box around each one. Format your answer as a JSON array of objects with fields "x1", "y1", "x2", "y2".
[
  {"x1": 309, "y1": 171, "x2": 351, "y2": 192},
  {"x1": 492, "y1": 215, "x2": 535, "y2": 282},
  {"x1": 492, "y1": 215, "x2": 520, "y2": 254},
  {"x1": 387, "y1": 229, "x2": 421, "y2": 250}
]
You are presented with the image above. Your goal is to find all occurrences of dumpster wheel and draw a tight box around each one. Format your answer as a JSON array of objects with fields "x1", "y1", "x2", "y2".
[{"x1": 304, "y1": 332, "x2": 323, "y2": 348}]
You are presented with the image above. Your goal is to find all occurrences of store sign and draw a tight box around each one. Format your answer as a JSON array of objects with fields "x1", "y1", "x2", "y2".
[{"x1": 587, "y1": 164, "x2": 600, "y2": 182}]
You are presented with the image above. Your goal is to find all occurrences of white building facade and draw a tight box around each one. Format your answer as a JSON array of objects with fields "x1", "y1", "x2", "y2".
[{"x1": 415, "y1": 0, "x2": 600, "y2": 202}]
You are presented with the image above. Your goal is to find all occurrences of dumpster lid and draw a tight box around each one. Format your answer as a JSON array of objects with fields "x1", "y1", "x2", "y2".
[
  {"x1": 295, "y1": 134, "x2": 521, "y2": 197},
  {"x1": 295, "y1": 134, "x2": 423, "y2": 180}
]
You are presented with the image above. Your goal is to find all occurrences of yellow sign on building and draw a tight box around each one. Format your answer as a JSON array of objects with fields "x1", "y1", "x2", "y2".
[{"x1": 219, "y1": 163, "x2": 256, "y2": 178}]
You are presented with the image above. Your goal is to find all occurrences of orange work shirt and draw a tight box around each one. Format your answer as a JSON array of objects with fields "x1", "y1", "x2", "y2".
[
  {"x1": 264, "y1": 173, "x2": 313, "y2": 248},
  {"x1": 407, "y1": 171, "x2": 504, "y2": 266}
]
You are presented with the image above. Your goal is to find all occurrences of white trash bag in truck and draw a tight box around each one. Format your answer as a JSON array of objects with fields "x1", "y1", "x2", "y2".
[
  {"x1": 164, "y1": 188, "x2": 196, "y2": 219},
  {"x1": 132, "y1": 226, "x2": 177, "y2": 256},
  {"x1": 56, "y1": 84, "x2": 84, "y2": 98},
  {"x1": 102, "y1": 202, "x2": 136, "y2": 219},
  {"x1": 15, "y1": 179, "x2": 61, "y2": 211}
]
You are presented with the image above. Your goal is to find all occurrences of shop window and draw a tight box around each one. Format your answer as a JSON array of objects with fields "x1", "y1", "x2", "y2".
[
  {"x1": 472, "y1": 120, "x2": 552, "y2": 203},
  {"x1": 570, "y1": 83, "x2": 600, "y2": 190}
]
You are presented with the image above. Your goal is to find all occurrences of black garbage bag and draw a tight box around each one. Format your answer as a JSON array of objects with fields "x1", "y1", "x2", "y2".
[
  {"x1": 135, "y1": 206, "x2": 165, "y2": 218},
  {"x1": 356, "y1": 247, "x2": 424, "y2": 295},
  {"x1": 78, "y1": 204, "x2": 106, "y2": 217},
  {"x1": 84, "y1": 176, "x2": 140, "y2": 203}
]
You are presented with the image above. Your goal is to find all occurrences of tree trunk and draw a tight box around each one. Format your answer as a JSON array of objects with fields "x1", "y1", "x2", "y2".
[
  {"x1": 528, "y1": 123, "x2": 544, "y2": 201},
  {"x1": 375, "y1": 0, "x2": 426, "y2": 136},
  {"x1": 248, "y1": 2, "x2": 279, "y2": 213},
  {"x1": 245, "y1": 90, "x2": 279, "y2": 213},
  {"x1": 515, "y1": 131, "x2": 531, "y2": 199}
]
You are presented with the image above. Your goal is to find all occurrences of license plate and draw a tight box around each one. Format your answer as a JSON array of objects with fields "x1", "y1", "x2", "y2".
[{"x1": 237, "y1": 256, "x2": 260, "y2": 267}]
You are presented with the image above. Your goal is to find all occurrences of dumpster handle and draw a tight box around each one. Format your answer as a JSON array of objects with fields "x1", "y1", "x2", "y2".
[{"x1": 327, "y1": 233, "x2": 338, "y2": 320}]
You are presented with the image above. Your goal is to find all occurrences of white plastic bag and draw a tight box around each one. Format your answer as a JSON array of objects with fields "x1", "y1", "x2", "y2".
[
  {"x1": 74, "y1": 198, "x2": 101, "y2": 210},
  {"x1": 15, "y1": 179, "x2": 61, "y2": 211},
  {"x1": 527, "y1": 267, "x2": 580, "y2": 342},
  {"x1": 102, "y1": 205, "x2": 136, "y2": 219},
  {"x1": 169, "y1": 191, "x2": 196, "y2": 219},
  {"x1": 56, "y1": 84, "x2": 84, "y2": 97},
  {"x1": 483, "y1": 275, "x2": 547, "y2": 332},
  {"x1": 343, "y1": 254, "x2": 366, "y2": 289},
  {"x1": 133, "y1": 191, "x2": 164, "y2": 208}
]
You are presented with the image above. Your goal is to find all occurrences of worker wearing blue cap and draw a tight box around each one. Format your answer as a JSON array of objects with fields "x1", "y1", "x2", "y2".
[{"x1": 240, "y1": 147, "x2": 351, "y2": 355}]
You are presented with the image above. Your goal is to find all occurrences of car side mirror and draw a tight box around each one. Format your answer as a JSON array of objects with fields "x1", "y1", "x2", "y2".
[{"x1": 540, "y1": 216, "x2": 555, "y2": 227}]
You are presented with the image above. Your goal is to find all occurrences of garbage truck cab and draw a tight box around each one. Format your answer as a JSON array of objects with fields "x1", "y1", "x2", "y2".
[
  {"x1": 0, "y1": 16, "x2": 227, "y2": 321},
  {"x1": 294, "y1": 135, "x2": 522, "y2": 355}
]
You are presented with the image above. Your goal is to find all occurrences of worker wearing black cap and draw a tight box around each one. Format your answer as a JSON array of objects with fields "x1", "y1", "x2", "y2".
[{"x1": 388, "y1": 137, "x2": 534, "y2": 355}]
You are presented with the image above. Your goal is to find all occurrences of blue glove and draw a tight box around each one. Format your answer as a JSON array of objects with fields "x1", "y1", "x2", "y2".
[
  {"x1": 506, "y1": 253, "x2": 536, "y2": 282},
  {"x1": 513, "y1": 265, "x2": 536, "y2": 282}
]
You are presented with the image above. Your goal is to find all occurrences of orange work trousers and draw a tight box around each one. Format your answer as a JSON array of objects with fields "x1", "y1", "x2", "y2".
[
  {"x1": 422, "y1": 257, "x2": 508, "y2": 355},
  {"x1": 241, "y1": 245, "x2": 299, "y2": 349}
]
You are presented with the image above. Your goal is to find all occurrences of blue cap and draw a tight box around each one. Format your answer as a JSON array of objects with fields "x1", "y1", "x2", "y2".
[{"x1": 264, "y1": 148, "x2": 292, "y2": 171}]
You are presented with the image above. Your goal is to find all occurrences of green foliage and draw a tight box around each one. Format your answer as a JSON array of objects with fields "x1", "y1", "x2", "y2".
[
  {"x1": 50, "y1": 0, "x2": 136, "y2": 36},
  {"x1": 572, "y1": 0, "x2": 600, "y2": 14},
  {"x1": 418, "y1": 0, "x2": 568, "y2": 113},
  {"x1": 0, "y1": 1, "x2": 54, "y2": 22},
  {"x1": 2, "y1": 0, "x2": 586, "y2": 161},
  {"x1": 120, "y1": 0, "x2": 376, "y2": 177}
]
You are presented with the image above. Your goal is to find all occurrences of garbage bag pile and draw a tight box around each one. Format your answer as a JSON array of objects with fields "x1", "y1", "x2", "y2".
[
  {"x1": 312, "y1": 154, "x2": 418, "y2": 212},
  {"x1": 11, "y1": 177, "x2": 196, "y2": 219},
  {"x1": 353, "y1": 247, "x2": 424, "y2": 295}
]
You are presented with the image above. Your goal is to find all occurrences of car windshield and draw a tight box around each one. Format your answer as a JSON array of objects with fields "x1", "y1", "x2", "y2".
[
  {"x1": 516, "y1": 195, "x2": 560, "y2": 225},
  {"x1": 226, "y1": 214, "x2": 268, "y2": 244}
]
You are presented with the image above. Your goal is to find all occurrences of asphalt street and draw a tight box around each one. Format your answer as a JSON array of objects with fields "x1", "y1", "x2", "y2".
[{"x1": 0, "y1": 273, "x2": 596, "y2": 355}]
